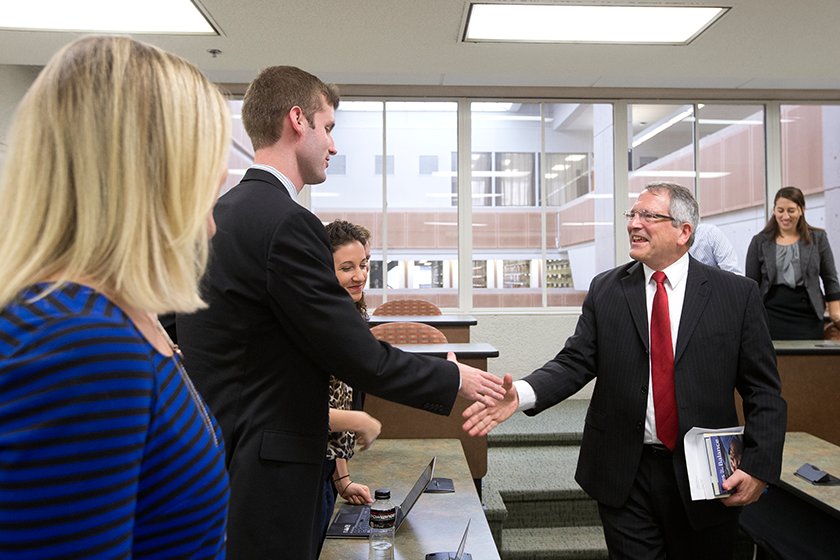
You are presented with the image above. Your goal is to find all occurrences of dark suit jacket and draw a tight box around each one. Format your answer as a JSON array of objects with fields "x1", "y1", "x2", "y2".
[
  {"x1": 745, "y1": 228, "x2": 840, "y2": 320},
  {"x1": 523, "y1": 257, "x2": 786, "y2": 530},
  {"x1": 176, "y1": 169, "x2": 459, "y2": 559}
]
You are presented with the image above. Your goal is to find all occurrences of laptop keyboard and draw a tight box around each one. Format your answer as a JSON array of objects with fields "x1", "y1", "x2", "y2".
[
  {"x1": 330, "y1": 505, "x2": 372, "y2": 535},
  {"x1": 347, "y1": 507, "x2": 370, "y2": 534}
]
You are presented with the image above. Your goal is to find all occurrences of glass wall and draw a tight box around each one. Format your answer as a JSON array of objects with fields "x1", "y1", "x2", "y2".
[
  {"x1": 628, "y1": 104, "x2": 695, "y2": 196},
  {"x1": 382, "y1": 102, "x2": 459, "y2": 308},
  {"x1": 471, "y1": 102, "x2": 615, "y2": 308},
  {"x1": 781, "y1": 104, "x2": 840, "y2": 272},
  {"x1": 311, "y1": 101, "x2": 459, "y2": 309},
  {"x1": 628, "y1": 103, "x2": 768, "y2": 274},
  {"x1": 695, "y1": 104, "x2": 766, "y2": 270},
  {"x1": 221, "y1": 97, "x2": 840, "y2": 311}
]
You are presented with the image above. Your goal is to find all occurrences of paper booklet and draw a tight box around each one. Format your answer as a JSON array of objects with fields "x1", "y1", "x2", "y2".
[{"x1": 684, "y1": 426, "x2": 745, "y2": 500}]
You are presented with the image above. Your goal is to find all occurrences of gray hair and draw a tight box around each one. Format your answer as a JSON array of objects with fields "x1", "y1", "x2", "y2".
[{"x1": 643, "y1": 181, "x2": 699, "y2": 247}]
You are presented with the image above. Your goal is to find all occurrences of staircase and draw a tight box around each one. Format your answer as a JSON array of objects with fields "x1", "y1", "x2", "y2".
[{"x1": 483, "y1": 399, "x2": 608, "y2": 559}]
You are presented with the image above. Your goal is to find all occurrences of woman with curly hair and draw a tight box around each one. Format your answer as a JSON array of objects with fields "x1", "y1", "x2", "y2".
[{"x1": 319, "y1": 220, "x2": 382, "y2": 538}]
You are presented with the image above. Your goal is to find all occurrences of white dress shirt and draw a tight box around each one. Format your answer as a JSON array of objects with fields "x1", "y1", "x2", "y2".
[
  {"x1": 515, "y1": 252, "x2": 691, "y2": 447},
  {"x1": 251, "y1": 164, "x2": 299, "y2": 202}
]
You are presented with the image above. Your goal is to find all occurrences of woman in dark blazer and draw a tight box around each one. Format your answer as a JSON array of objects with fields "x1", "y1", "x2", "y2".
[{"x1": 746, "y1": 186, "x2": 840, "y2": 339}]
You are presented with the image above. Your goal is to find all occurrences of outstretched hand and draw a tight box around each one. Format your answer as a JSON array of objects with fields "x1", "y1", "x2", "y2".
[
  {"x1": 448, "y1": 352, "x2": 505, "y2": 408},
  {"x1": 720, "y1": 470, "x2": 767, "y2": 507},
  {"x1": 353, "y1": 412, "x2": 381, "y2": 451},
  {"x1": 461, "y1": 374, "x2": 518, "y2": 436}
]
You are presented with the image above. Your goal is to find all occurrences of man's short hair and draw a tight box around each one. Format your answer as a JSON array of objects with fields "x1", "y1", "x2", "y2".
[
  {"x1": 242, "y1": 66, "x2": 340, "y2": 151},
  {"x1": 643, "y1": 181, "x2": 699, "y2": 247}
]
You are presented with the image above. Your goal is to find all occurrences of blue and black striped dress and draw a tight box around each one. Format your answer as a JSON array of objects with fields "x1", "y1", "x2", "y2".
[{"x1": 0, "y1": 283, "x2": 229, "y2": 559}]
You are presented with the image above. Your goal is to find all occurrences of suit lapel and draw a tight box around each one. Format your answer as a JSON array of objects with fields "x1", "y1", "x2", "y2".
[
  {"x1": 761, "y1": 234, "x2": 777, "y2": 283},
  {"x1": 798, "y1": 236, "x2": 814, "y2": 277},
  {"x1": 621, "y1": 262, "x2": 649, "y2": 353},
  {"x1": 675, "y1": 258, "x2": 710, "y2": 364}
]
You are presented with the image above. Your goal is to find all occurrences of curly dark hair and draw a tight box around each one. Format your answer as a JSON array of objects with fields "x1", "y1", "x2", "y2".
[{"x1": 325, "y1": 219, "x2": 369, "y2": 318}]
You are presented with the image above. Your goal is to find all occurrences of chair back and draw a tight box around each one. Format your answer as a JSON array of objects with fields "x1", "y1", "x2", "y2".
[
  {"x1": 373, "y1": 299, "x2": 442, "y2": 316},
  {"x1": 370, "y1": 322, "x2": 448, "y2": 345},
  {"x1": 365, "y1": 319, "x2": 488, "y2": 480}
]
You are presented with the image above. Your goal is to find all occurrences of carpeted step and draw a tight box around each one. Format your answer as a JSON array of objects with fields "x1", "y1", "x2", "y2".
[
  {"x1": 487, "y1": 445, "x2": 599, "y2": 529},
  {"x1": 482, "y1": 483, "x2": 508, "y2": 548},
  {"x1": 488, "y1": 399, "x2": 587, "y2": 447}
]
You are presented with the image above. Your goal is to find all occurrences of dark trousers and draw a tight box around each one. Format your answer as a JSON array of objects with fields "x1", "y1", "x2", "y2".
[
  {"x1": 598, "y1": 445, "x2": 739, "y2": 560},
  {"x1": 317, "y1": 458, "x2": 336, "y2": 557}
]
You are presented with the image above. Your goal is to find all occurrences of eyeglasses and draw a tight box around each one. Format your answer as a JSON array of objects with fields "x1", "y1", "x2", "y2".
[{"x1": 624, "y1": 209, "x2": 676, "y2": 223}]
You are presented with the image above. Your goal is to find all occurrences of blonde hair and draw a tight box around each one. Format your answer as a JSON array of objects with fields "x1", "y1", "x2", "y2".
[{"x1": 0, "y1": 36, "x2": 231, "y2": 313}]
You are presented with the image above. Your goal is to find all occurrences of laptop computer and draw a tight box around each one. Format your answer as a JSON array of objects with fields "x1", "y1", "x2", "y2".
[
  {"x1": 425, "y1": 519, "x2": 471, "y2": 560},
  {"x1": 325, "y1": 456, "x2": 436, "y2": 538}
]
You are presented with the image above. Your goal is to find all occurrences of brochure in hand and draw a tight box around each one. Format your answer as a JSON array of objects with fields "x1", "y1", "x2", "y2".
[{"x1": 684, "y1": 426, "x2": 745, "y2": 501}]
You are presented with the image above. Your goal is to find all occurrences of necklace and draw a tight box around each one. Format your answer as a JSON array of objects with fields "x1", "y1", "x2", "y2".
[{"x1": 154, "y1": 317, "x2": 219, "y2": 448}]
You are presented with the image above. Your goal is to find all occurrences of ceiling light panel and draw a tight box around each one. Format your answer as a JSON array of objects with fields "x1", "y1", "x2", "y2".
[
  {"x1": 0, "y1": 0, "x2": 216, "y2": 34},
  {"x1": 464, "y1": 3, "x2": 727, "y2": 44}
]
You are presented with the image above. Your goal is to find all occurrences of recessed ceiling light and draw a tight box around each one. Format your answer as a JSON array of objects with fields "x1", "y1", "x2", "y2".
[
  {"x1": 464, "y1": 3, "x2": 727, "y2": 44},
  {"x1": 0, "y1": 0, "x2": 216, "y2": 34}
]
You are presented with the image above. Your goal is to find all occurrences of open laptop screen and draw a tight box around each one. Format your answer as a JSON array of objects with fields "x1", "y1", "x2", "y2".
[{"x1": 396, "y1": 456, "x2": 436, "y2": 528}]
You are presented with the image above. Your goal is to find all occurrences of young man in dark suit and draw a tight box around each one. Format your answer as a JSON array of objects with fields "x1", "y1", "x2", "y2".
[
  {"x1": 176, "y1": 66, "x2": 504, "y2": 560},
  {"x1": 463, "y1": 182, "x2": 787, "y2": 559}
]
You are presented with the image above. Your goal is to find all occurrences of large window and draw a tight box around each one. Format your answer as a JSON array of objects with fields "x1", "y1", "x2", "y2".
[
  {"x1": 629, "y1": 104, "x2": 695, "y2": 195},
  {"x1": 696, "y1": 104, "x2": 766, "y2": 269},
  {"x1": 781, "y1": 104, "x2": 840, "y2": 271},
  {"x1": 471, "y1": 102, "x2": 614, "y2": 308},
  {"x1": 221, "y1": 97, "x2": 840, "y2": 310},
  {"x1": 628, "y1": 103, "x2": 767, "y2": 274},
  {"x1": 312, "y1": 101, "x2": 459, "y2": 309}
]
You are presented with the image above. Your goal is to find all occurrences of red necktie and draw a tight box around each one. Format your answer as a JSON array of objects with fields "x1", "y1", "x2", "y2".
[{"x1": 651, "y1": 271, "x2": 678, "y2": 450}]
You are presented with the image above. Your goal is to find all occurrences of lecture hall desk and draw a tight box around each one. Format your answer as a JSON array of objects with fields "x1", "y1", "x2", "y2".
[
  {"x1": 367, "y1": 315, "x2": 478, "y2": 343},
  {"x1": 362, "y1": 343, "x2": 499, "y2": 482},
  {"x1": 320, "y1": 439, "x2": 501, "y2": 560},
  {"x1": 739, "y1": 432, "x2": 840, "y2": 559},
  {"x1": 736, "y1": 340, "x2": 840, "y2": 447}
]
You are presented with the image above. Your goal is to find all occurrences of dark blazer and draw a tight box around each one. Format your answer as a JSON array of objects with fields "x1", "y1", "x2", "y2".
[
  {"x1": 522, "y1": 257, "x2": 786, "y2": 530},
  {"x1": 176, "y1": 169, "x2": 459, "y2": 560},
  {"x1": 745, "y1": 228, "x2": 840, "y2": 320}
]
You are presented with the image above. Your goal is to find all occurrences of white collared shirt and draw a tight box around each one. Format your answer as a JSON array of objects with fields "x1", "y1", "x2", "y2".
[
  {"x1": 515, "y1": 252, "x2": 691, "y2": 448},
  {"x1": 250, "y1": 164, "x2": 298, "y2": 202}
]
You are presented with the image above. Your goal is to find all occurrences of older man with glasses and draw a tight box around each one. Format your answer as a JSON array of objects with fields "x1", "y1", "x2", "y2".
[{"x1": 464, "y1": 181, "x2": 786, "y2": 560}]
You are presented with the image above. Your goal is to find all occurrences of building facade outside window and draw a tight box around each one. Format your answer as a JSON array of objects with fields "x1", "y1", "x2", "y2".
[{"x1": 222, "y1": 99, "x2": 840, "y2": 312}]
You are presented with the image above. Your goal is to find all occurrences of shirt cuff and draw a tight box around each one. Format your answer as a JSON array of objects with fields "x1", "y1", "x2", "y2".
[{"x1": 514, "y1": 379, "x2": 536, "y2": 412}]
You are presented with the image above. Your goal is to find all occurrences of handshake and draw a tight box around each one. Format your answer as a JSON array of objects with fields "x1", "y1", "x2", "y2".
[{"x1": 447, "y1": 350, "x2": 518, "y2": 437}]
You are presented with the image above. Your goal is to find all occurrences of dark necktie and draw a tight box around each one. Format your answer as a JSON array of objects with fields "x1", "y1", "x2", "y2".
[{"x1": 651, "y1": 271, "x2": 678, "y2": 450}]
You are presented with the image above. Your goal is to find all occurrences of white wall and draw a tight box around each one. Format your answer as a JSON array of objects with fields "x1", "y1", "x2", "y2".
[
  {"x1": 0, "y1": 64, "x2": 39, "y2": 164},
  {"x1": 471, "y1": 311, "x2": 594, "y2": 399}
]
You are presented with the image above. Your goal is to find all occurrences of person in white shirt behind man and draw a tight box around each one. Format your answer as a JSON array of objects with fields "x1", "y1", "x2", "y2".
[{"x1": 689, "y1": 223, "x2": 741, "y2": 274}]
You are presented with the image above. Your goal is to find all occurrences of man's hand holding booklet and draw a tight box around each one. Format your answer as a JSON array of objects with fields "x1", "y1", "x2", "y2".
[{"x1": 684, "y1": 426, "x2": 745, "y2": 500}]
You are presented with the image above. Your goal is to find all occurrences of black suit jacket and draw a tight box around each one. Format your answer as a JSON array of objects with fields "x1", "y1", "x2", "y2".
[
  {"x1": 523, "y1": 257, "x2": 786, "y2": 529},
  {"x1": 177, "y1": 169, "x2": 459, "y2": 559}
]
